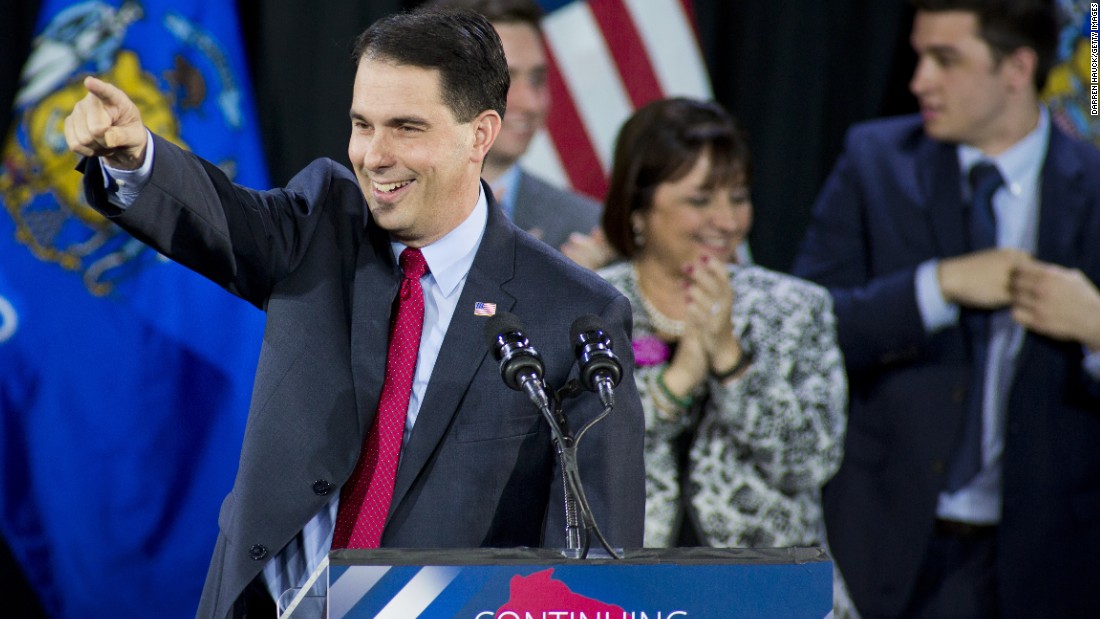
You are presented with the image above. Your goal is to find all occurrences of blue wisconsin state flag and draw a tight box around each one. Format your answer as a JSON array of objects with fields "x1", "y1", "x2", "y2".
[
  {"x1": 0, "y1": 1, "x2": 267, "y2": 616},
  {"x1": 1043, "y1": 0, "x2": 1100, "y2": 145}
]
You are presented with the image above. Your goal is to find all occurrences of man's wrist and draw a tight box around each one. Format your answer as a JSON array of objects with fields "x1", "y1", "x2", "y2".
[
  {"x1": 103, "y1": 149, "x2": 145, "y2": 171},
  {"x1": 1082, "y1": 330, "x2": 1100, "y2": 354},
  {"x1": 101, "y1": 130, "x2": 154, "y2": 209},
  {"x1": 101, "y1": 129, "x2": 152, "y2": 173},
  {"x1": 935, "y1": 258, "x2": 959, "y2": 304}
]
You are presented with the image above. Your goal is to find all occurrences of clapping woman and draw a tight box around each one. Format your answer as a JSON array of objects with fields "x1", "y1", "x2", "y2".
[{"x1": 597, "y1": 98, "x2": 847, "y2": 551}]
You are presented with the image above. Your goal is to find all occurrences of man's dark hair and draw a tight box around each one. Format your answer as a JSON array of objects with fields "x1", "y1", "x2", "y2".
[
  {"x1": 910, "y1": 0, "x2": 1061, "y2": 90},
  {"x1": 429, "y1": 0, "x2": 544, "y2": 31},
  {"x1": 352, "y1": 7, "x2": 510, "y2": 122}
]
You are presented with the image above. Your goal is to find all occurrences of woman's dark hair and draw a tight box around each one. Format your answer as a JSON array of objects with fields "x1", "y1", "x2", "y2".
[{"x1": 602, "y1": 97, "x2": 751, "y2": 259}]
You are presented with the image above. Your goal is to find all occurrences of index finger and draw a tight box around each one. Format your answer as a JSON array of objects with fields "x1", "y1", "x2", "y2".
[{"x1": 83, "y1": 76, "x2": 128, "y2": 107}]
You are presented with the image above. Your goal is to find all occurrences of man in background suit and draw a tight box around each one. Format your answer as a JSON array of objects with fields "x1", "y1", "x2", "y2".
[
  {"x1": 434, "y1": 0, "x2": 608, "y2": 262},
  {"x1": 65, "y1": 7, "x2": 644, "y2": 618},
  {"x1": 793, "y1": 0, "x2": 1100, "y2": 616}
]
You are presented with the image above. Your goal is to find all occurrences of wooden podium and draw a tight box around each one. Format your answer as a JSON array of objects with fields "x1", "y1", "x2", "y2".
[{"x1": 280, "y1": 547, "x2": 832, "y2": 618}]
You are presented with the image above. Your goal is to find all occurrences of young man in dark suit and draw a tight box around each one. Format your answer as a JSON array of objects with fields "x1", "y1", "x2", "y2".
[
  {"x1": 65, "y1": 7, "x2": 645, "y2": 618},
  {"x1": 793, "y1": 0, "x2": 1100, "y2": 616}
]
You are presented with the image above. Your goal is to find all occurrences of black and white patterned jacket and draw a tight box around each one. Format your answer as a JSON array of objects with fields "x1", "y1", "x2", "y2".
[{"x1": 599, "y1": 261, "x2": 847, "y2": 548}]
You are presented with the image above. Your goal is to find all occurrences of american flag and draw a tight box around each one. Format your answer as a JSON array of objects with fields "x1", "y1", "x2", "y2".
[
  {"x1": 524, "y1": 0, "x2": 713, "y2": 200},
  {"x1": 474, "y1": 301, "x2": 498, "y2": 316}
]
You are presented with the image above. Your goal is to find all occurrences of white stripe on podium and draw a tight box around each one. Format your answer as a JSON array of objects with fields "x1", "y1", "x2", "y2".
[
  {"x1": 328, "y1": 565, "x2": 391, "y2": 619},
  {"x1": 373, "y1": 566, "x2": 461, "y2": 618}
]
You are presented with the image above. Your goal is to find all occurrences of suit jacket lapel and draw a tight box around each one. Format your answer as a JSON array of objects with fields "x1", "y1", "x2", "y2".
[
  {"x1": 919, "y1": 137, "x2": 970, "y2": 258},
  {"x1": 348, "y1": 223, "x2": 401, "y2": 453},
  {"x1": 389, "y1": 194, "x2": 520, "y2": 512},
  {"x1": 1018, "y1": 125, "x2": 1086, "y2": 362},
  {"x1": 1035, "y1": 127, "x2": 1085, "y2": 266}
]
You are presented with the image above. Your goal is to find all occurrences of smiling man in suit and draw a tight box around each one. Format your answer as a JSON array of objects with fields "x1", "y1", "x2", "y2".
[
  {"x1": 64, "y1": 7, "x2": 644, "y2": 618},
  {"x1": 792, "y1": 0, "x2": 1100, "y2": 617}
]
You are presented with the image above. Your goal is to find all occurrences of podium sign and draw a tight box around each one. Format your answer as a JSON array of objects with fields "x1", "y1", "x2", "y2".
[{"x1": 296, "y1": 547, "x2": 831, "y2": 619}]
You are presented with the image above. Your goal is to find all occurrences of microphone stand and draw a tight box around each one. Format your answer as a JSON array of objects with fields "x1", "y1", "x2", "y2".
[
  {"x1": 544, "y1": 381, "x2": 621, "y2": 560},
  {"x1": 490, "y1": 317, "x2": 620, "y2": 559},
  {"x1": 539, "y1": 384, "x2": 581, "y2": 552}
]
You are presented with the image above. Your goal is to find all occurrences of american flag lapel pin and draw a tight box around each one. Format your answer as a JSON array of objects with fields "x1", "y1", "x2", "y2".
[{"x1": 473, "y1": 301, "x2": 497, "y2": 317}]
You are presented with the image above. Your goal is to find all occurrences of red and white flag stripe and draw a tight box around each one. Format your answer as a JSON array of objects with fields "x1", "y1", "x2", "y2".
[{"x1": 522, "y1": 0, "x2": 713, "y2": 200}]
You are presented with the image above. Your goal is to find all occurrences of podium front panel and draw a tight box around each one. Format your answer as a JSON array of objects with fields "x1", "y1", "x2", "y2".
[{"x1": 323, "y1": 548, "x2": 831, "y2": 618}]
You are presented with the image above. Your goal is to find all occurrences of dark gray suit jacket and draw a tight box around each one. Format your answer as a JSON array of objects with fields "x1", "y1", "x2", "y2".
[
  {"x1": 512, "y1": 168, "x2": 601, "y2": 251},
  {"x1": 83, "y1": 135, "x2": 646, "y2": 619},
  {"x1": 793, "y1": 115, "x2": 1100, "y2": 617}
]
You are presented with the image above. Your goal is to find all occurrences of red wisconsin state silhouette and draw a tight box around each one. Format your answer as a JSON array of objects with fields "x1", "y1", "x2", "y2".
[{"x1": 496, "y1": 568, "x2": 625, "y2": 615}]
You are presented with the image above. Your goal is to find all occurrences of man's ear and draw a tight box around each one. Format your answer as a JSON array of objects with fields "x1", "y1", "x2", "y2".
[
  {"x1": 1002, "y1": 46, "x2": 1038, "y2": 93},
  {"x1": 471, "y1": 110, "x2": 502, "y2": 163}
]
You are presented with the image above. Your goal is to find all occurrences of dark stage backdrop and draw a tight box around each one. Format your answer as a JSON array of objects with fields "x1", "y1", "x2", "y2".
[
  {"x1": 0, "y1": 0, "x2": 915, "y2": 611},
  {"x1": 231, "y1": 0, "x2": 918, "y2": 271},
  {"x1": 245, "y1": 0, "x2": 919, "y2": 271},
  {"x1": 698, "y1": 2, "x2": 919, "y2": 270},
  {"x1": 1, "y1": 0, "x2": 917, "y2": 271}
]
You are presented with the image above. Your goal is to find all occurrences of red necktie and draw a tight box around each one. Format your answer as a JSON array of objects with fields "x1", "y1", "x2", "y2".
[{"x1": 332, "y1": 248, "x2": 428, "y2": 549}]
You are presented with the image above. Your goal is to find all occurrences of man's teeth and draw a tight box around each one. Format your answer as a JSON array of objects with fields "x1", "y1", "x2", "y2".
[{"x1": 374, "y1": 180, "x2": 412, "y2": 193}]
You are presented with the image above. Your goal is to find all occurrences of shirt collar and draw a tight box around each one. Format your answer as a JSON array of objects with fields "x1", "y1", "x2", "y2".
[
  {"x1": 958, "y1": 105, "x2": 1050, "y2": 197},
  {"x1": 390, "y1": 184, "x2": 487, "y2": 297}
]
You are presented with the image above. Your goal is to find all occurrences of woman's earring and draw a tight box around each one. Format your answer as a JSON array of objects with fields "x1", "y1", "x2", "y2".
[{"x1": 632, "y1": 221, "x2": 644, "y2": 249}]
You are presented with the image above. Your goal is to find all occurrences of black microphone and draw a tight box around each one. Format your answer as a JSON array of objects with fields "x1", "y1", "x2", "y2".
[
  {"x1": 484, "y1": 312, "x2": 551, "y2": 414},
  {"x1": 570, "y1": 314, "x2": 623, "y2": 408}
]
